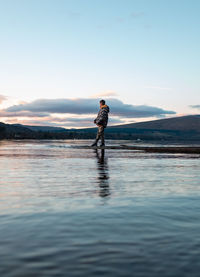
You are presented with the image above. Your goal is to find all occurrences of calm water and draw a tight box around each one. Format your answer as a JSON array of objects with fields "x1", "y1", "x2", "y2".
[{"x1": 0, "y1": 140, "x2": 200, "y2": 277}]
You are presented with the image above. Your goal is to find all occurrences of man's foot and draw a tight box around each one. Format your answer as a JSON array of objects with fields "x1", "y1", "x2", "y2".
[{"x1": 91, "y1": 142, "x2": 98, "y2": 147}]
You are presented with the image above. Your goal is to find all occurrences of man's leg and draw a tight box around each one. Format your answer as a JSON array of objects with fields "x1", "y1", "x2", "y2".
[
  {"x1": 99, "y1": 126, "x2": 105, "y2": 146},
  {"x1": 91, "y1": 126, "x2": 104, "y2": 146},
  {"x1": 91, "y1": 126, "x2": 101, "y2": 146}
]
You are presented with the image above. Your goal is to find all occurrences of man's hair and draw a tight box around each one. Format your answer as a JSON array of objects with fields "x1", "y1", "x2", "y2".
[{"x1": 100, "y1": 99, "x2": 105, "y2": 105}]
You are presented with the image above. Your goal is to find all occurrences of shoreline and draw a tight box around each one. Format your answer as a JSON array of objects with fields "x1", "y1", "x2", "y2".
[{"x1": 72, "y1": 145, "x2": 200, "y2": 154}]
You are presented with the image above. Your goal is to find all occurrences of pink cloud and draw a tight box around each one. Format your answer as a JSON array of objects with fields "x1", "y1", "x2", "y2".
[
  {"x1": 0, "y1": 94, "x2": 7, "y2": 104},
  {"x1": 0, "y1": 110, "x2": 49, "y2": 117},
  {"x1": 91, "y1": 91, "x2": 118, "y2": 98}
]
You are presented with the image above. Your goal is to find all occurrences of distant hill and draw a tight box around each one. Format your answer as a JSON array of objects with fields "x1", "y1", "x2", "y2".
[
  {"x1": 111, "y1": 115, "x2": 200, "y2": 132},
  {"x1": 13, "y1": 124, "x2": 66, "y2": 132},
  {"x1": 107, "y1": 115, "x2": 200, "y2": 141},
  {"x1": 1, "y1": 115, "x2": 200, "y2": 141},
  {"x1": 0, "y1": 122, "x2": 35, "y2": 139},
  {"x1": 0, "y1": 122, "x2": 74, "y2": 139},
  {"x1": 78, "y1": 115, "x2": 200, "y2": 141}
]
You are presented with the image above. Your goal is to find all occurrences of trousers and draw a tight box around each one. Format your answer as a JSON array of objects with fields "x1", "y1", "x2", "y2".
[{"x1": 96, "y1": 126, "x2": 105, "y2": 144}]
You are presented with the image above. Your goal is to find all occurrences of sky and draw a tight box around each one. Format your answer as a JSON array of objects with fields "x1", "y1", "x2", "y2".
[{"x1": 0, "y1": 0, "x2": 199, "y2": 128}]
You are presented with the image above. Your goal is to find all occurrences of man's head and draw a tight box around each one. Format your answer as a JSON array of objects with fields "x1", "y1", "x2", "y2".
[{"x1": 100, "y1": 99, "x2": 105, "y2": 108}]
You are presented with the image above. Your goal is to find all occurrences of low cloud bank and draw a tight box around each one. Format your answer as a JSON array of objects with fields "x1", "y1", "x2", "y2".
[
  {"x1": 5, "y1": 116, "x2": 125, "y2": 128},
  {"x1": 6, "y1": 97, "x2": 175, "y2": 118},
  {"x1": 190, "y1": 105, "x2": 200, "y2": 109}
]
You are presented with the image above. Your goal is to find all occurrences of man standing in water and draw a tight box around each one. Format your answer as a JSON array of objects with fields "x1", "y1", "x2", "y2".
[{"x1": 91, "y1": 99, "x2": 110, "y2": 147}]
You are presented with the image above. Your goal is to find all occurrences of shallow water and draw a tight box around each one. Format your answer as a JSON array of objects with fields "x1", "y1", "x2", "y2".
[{"x1": 0, "y1": 140, "x2": 200, "y2": 276}]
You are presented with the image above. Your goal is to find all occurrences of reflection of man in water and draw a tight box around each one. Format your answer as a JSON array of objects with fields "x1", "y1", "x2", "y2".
[{"x1": 95, "y1": 149, "x2": 110, "y2": 198}]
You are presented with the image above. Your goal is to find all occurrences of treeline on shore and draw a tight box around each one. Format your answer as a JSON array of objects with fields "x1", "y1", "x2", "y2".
[{"x1": 1, "y1": 122, "x2": 200, "y2": 141}]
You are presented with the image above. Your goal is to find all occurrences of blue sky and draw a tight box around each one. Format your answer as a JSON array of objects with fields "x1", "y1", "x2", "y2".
[{"x1": 0, "y1": 0, "x2": 199, "y2": 128}]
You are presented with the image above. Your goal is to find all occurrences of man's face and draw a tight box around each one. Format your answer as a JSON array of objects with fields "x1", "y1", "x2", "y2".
[{"x1": 100, "y1": 102, "x2": 102, "y2": 108}]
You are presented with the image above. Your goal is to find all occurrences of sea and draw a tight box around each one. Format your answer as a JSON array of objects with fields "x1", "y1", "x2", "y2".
[{"x1": 0, "y1": 139, "x2": 200, "y2": 277}]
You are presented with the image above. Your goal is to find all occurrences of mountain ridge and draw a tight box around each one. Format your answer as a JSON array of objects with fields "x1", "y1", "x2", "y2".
[
  {"x1": 1, "y1": 115, "x2": 200, "y2": 141},
  {"x1": 110, "y1": 115, "x2": 200, "y2": 131}
]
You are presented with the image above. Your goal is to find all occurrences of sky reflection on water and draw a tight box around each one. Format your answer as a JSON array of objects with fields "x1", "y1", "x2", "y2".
[{"x1": 0, "y1": 140, "x2": 200, "y2": 276}]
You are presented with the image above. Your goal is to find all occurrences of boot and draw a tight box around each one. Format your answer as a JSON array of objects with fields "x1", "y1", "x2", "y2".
[
  {"x1": 91, "y1": 140, "x2": 98, "y2": 147},
  {"x1": 100, "y1": 137, "x2": 105, "y2": 147}
]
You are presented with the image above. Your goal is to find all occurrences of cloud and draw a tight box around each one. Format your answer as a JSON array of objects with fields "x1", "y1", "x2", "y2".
[
  {"x1": 130, "y1": 12, "x2": 145, "y2": 18},
  {"x1": 8, "y1": 116, "x2": 124, "y2": 128},
  {"x1": 68, "y1": 11, "x2": 81, "y2": 18},
  {"x1": 91, "y1": 90, "x2": 118, "y2": 98},
  {"x1": 5, "y1": 97, "x2": 176, "y2": 118},
  {"x1": 190, "y1": 105, "x2": 200, "y2": 109},
  {"x1": 115, "y1": 17, "x2": 125, "y2": 23},
  {"x1": 48, "y1": 116, "x2": 124, "y2": 124},
  {"x1": 0, "y1": 95, "x2": 7, "y2": 104},
  {"x1": 144, "y1": 86, "x2": 173, "y2": 91},
  {"x1": 0, "y1": 110, "x2": 50, "y2": 118},
  {"x1": 144, "y1": 24, "x2": 152, "y2": 30}
]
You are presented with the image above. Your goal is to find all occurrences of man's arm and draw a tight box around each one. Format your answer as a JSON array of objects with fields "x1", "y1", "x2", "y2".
[
  {"x1": 95, "y1": 109, "x2": 106, "y2": 125},
  {"x1": 94, "y1": 110, "x2": 101, "y2": 124}
]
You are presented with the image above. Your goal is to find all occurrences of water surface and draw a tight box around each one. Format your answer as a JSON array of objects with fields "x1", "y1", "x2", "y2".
[{"x1": 0, "y1": 140, "x2": 200, "y2": 276}]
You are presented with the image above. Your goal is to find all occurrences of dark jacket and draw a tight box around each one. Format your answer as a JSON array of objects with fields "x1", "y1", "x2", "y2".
[{"x1": 94, "y1": 105, "x2": 110, "y2": 128}]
